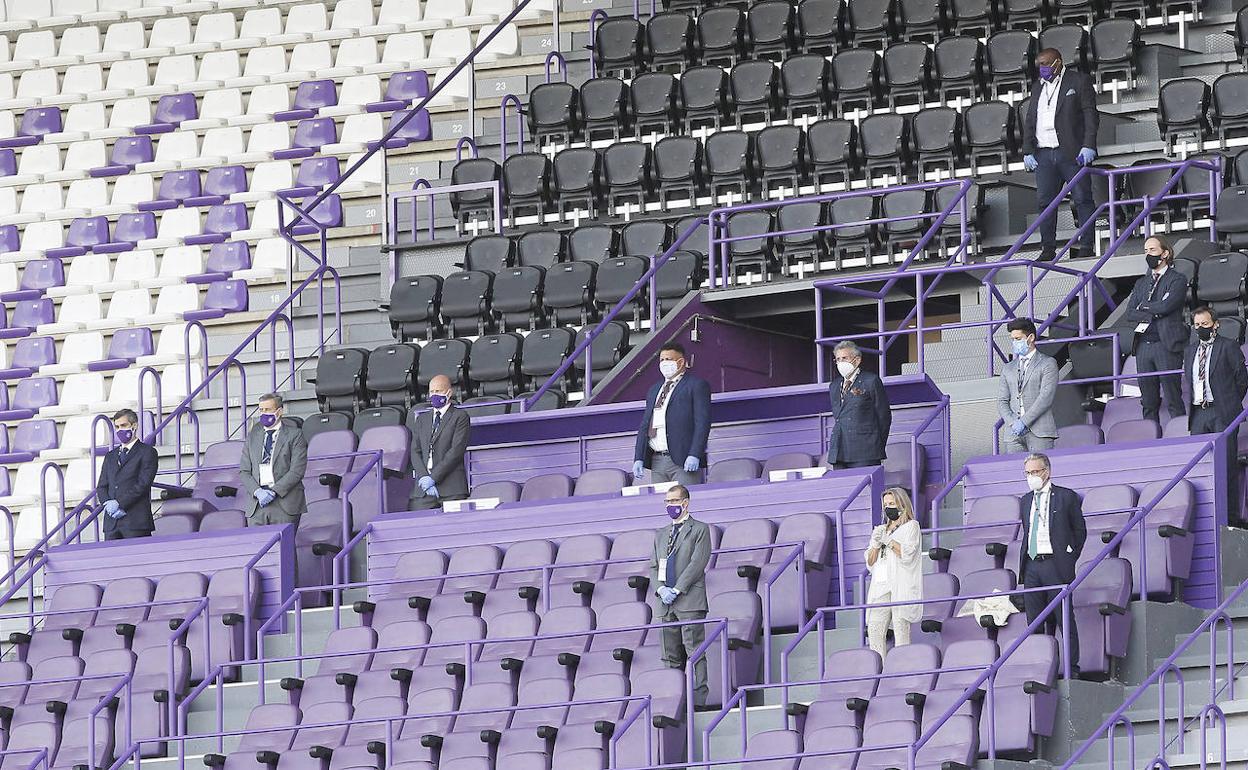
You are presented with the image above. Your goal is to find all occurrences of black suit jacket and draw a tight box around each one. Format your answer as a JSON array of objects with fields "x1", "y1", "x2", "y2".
[
  {"x1": 634, "y1": 373, "x2": 712, "y2": 467},
  {"x1": 1124, "y1": 268, "x2": 1190, "y2": 354},
  {"x1": 95, "y1": 441, "x2": 159, "y2": 536},
  {"x1": 1184, "y1": 336, "x2": 1248, "y2": 430},
  {"x1": 411, "y1": 405, "x2": 471, "y2": 498},
  {"x1": 1021, "y1": 69, "x2": 1100, "y2": 160},
  {"x1": 1018, "y1": 484, "x2": 1087, "y2": 585},
  {"x1": 826, "y1": 370, "x2": 892, "y2": 465}
]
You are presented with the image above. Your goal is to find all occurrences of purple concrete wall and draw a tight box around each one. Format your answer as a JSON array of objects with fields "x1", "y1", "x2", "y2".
[
  {"x1": 367, "y1": 468, "x2": 884, "y2": 610},
  {"x1": 961, "y1": 436, "x2": 1221, "y2": 607},
  {"x1": 43, "y1": 524, "x2": 295, "y2": 624}
]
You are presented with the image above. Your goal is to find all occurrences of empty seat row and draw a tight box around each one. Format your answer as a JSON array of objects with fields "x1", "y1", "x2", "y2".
[{"x1": 1157, "y1": 73, "x2": 1248, "y2": 150}]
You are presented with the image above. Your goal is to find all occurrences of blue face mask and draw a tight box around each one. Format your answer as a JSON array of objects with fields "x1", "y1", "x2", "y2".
[
  {"x1": 429, "y1": 393, "x2": 448, "y2": 409},
  {"x1": 1012, "y1": 339, "x2": 1031, "y2": 358},
  {"x1": 666, "y1": 504, "x2": 684, "y2": 520}
]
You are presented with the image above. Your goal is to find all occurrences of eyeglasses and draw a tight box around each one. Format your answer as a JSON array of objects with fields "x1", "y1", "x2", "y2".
[{"x1": 1024, "y1": 469, "x2": 1047, "y2": 477}]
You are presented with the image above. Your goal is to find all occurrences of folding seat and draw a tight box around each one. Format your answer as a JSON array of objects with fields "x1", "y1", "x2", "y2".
[
  {"x1": 704, "y1": 519, "x2": 776, "y2": 599},
  {"x1": 646, "y1": 11, "x2": 695, "y2": 72},
  {"x1": 71, "y1": 576, "x2": 154, "y2": 659},
  {"x1": 516, "y1": 230, "x2": 567, "y2": 270},
  {"x1": 934, "y1": 35, "x2": 985, "y2": 103},
  {"x1": 680, "y1": 65, "x2": 731, "y2": 132},
  {"x1": 776, "y1": 55, "x2": 832, "y2": 123},
  {"x1": 439, "y1": 270, "x2": 494, "y2": 337},
  {"x1": 351, "y1": 405, "x2": 405, "y2": 440},
  {"x1": 916, "y1": 639, "x2": 998, "y2": 727},
  {"x1": 527, "y1": 81, "x2": 579, "y2": 148},
  {"x1": 352, "y1": 549, "x2": 448, "y2": 632},
  {"x1": 707, "y1": 457, "x2": 761, "y2": 483},
  {"x1": 879, "y1": 188, "x2": 934, "y2": 261},
  {"x1": 962, "y1": 100, "x2": 1017, "y2": 174},
  {"x1": 474, "y1": 539, "x2": 557, "y2": 619},
  {"x1": 629, "y1": 72, "x2": 677, "y2": 138},
  {"x1": 552, "y1": 147, "x2": 602, "y2": 218},
  {"x1": 520, "y1": 473, "x2": 574, "y2": 503},
  {"x1": 1120, "y1": 479, "x2": 1195, "y2": 600},
  {"x1": 1039, "y1": 23, "x2": 1091, "y2": 74},
  {"x1": 0, "y1": 106, "x2": 60, "y2": 150},
  {"x1": 859, "y1": 113, "x2": 912, "y2": 182},
  {"x1": 788, "y1": 647, "x2": 882, "y2": 734},
  {"x1": 271, "y1": 702, "x2": 354, "y2": 770},
  {"x1": 40, "y1": 371, "x2": 108, "y2": 418},
  {"x1": 803, "y1": 119, "x2": 859, "y2": 189},
  {"x1": 825, "y1": 194, "x2": 880, "y2": 264},
  {"x1": 1089, "y1": 19, "x2": 1139, "y2": 91},
  {"x1": 975, "y1": 634, "x2": 1058, "y2": 755},
  {"x1": 502, "y1": 152, "x2": 553, "y2": 224},
  {"x1": 593, "y1": 253, "x2": 649, "y2": 324},
  {"x1": 5, "y1": 297, "x2": 55, "y2": 337},
  {"x1": 0, "y1": 374, "x2": 56, "y2": 418},
  {"x1": 831, "y1": 48, "x2": 881, "y2": 115},
  {"x1": 200, "y1": 703, "x2": 300, "y2": 770},
  {"x1": 706, "y1": 131, "x2": 755, "y2": 203},
  {"x1": 593, "y1": 17, "x2": 643, "y2": 78},
  {"x1": 519, "y1": 327, "x2": 574, "y2": 392},
  {"x1": 651, "y1": 136, "x2": 704, "y2": 211},
  {"x1": 911, "y1": 107, "x2": 964, "y2": 179},
  {"x1": 730, "y1": 60, "x2": 781, "y2": 127},
  {"x1": 882, "y1": 42, "x2": 932, "y2": 109},
  {"x1": 415, "y1": 338, "x2": 470, "y2": 396},
  {"x1": 1195, "y1": 251, "x2": 1247, "y2": 318},
  {"x1": 795, "y1": 0, "x2": 840, "y2": 54},
  {"x1": 468, "y1": 332, "x2": 523, "y2": 397},
  {"x1": 860, "y1": 642, "x2": 941, "y2": 733},
  {"x1": 723, "y1": 209, "x2": 774, "y2": 282},
  {"x1": 1104, "y1": 418, "x2": 1161, "y2": 445},
  {"x1": 1, "y1": 335, "x2": 59, "y2": 378},
  {"x1": 365, "y1": 343, "x2": 419, "y2": 409},
  {"x1": 573, "y1": 320, "x2": 630, "y2": 387},
  {"x1": 279, "y1": 625, "x2": 378, "y2": 708},
  {"x1": 389, "y1": 274, "x2": 442, "y2": 342}
]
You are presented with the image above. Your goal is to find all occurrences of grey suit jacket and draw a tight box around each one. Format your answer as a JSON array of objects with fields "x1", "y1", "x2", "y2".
[
  {"x1": 997, "y1": 350, "x2": 1060, "y2": 440},
  {"x1": 411, "y1": 405, "x2": 471, "y2": 498},
  {"x1": 239, "y1": 418, "x2": 309, "y2": 521},
  {"x1": 648, "y1": 517, "x2": 711, "y2": 614}
]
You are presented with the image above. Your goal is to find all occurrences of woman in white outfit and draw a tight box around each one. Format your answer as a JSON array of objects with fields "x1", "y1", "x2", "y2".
[{"x1": 864, "y1": 487, "x2": 923, "y2": 655}]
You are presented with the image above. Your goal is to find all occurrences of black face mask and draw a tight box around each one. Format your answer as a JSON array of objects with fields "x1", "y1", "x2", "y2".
[
  {"x1": 1145, "y1": 255, "x2": 1162, "y2": 270},
  {"x1": 884, "y1": 506, "x2": 900, "y2": 521},
  {"x1": 1197, "y1": 326, "x2": 1216, "y2": 342}
]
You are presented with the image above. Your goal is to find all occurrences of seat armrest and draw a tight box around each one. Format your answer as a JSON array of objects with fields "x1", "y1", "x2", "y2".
[
  {"x1": 445, "y1": 662, "x2": 465, "y2": 676},
  {"x1": 1101, "y1": 530, "x2": 1117, "y2": 544},
  {"x1": 518, "y1": 585, "x2": 539, "y2": 600},
  {"x1": 463, "y1": 590, "x2": 485, "y2": 606},
  {"x1": 1159, "y1": 525, "x2": 1187, "y2": 538},
  {"x1": 352, "y1": 600, "x2": 376, "y2": 615},
  {"x1": 612, "y1": 647, "x2": 633, "y2": 663},
  {"x1": 594, "y1": 720, "x2": 615, "y2": 736},
  {"x1": 846, "y1": 697, "x2": 868, "y2": 712},
  {"x1": 478, "y1": 729, "x2": 501, "y2": 744},
  {"x1": 214, "y1": 484, "x2": 238, "y2": 497},
  {"x1": 280, "y1": 677, "x2": 304, "y2": 691},
  {"x1": 904, "y1": 692, "x2": 926, "y2": 707},
  {"x1": 627, "y1": 575, "x2": 649, "y2": 590},
  {"x1": 572, "y1": 580, "x2": 594, "y2": 595},
  {"x1": 501, "y1": 657, "x2": 524, "y2": 671},
  {"x1": 312, "y1": 543, "x2": 342, "y2": 557},
  {"x1": 784, "y1": 702, "x2": 809, "y2": 717},
  {"x1": 1098, "y1": 602, "x2": 1126, "y2": 616},
  {"x1": 390, "y1": 668, "x2": 412, "y2": 682},
  {"x1": 307, "y1": 746, "x2": 333, "y2": 760},
  {"x1": 736, "y1": 564, "x2": 761, "y2": 580},
  {"x1": 408, "y1": 595, "x2": 431, "y2": 611},
  {"x1": 334, "y1": 672, "x2": 357, "y2": 687},
  {"x1": 985, "y1": 542, "x2": 1006, "y2": 557},
  {"x1": 202, "y1": 754, "x2": 226, "y2": 767},
  {"x1": 920, "y1": 619, "x2": 943, "y2": 633},
  {"x1": 115, "y1": 623, "x2": 136, "y2": 638},
  {"x1": 1022, "y1": 680, "x2": 1052, "y2": 694},
  {"x1": 318, "y1": 473, "x2": 342, "y2": 487},
  {"x1": 928, "y1": 546, "x2": 951, "y2": 562},
  {"x1": 535, "y1": 725, "x2": 558, "y2": 740}
]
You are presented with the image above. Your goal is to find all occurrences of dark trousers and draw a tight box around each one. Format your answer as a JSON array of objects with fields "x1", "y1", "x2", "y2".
[
  {"x1": 1035, "y1": 148, "x2": 1095, "y2": 255},
  {"x1": 1022, "y1": 555, "x2": 1080, "y2": 673},
  {"x1": 104, "y1": 529, "x2": 150, "y2": 541},
  {"x1": 410, "y1": 492, "x2": 468, "y2": 510},
  {"x1": 1191, "y1": 406, "x2": 1241, "y2": 524},
  {"x1": 832, "y1": 460, "x2": 879, "y2": 470},
  {"x1": 660, "y1": 608, "x2": 708, "y2": 707},
  {"x1": 1136, "y1": 339, "x2": 1185, "y2": 422}
]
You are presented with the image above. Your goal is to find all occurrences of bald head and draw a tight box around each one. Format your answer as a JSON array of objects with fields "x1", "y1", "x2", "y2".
[{"x1": 429, "y1": 375, "x2": 452, "y2": 392}]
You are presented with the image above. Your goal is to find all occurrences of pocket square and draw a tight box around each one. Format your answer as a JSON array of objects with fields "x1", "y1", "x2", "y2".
[{"x1": 1065, "y1": 89, "x2": 1075, "y2": 96}]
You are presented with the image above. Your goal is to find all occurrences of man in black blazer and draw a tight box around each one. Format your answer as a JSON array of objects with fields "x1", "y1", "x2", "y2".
[
  {"x1": 1018, "y1": 452, "x2": 1087, "y2": 672},
  {"x1": 1125, "y1": 235, "x2": 1190, "y2": 424},
  {"x1": 826, "y1": 341, "x2": 892, "y2": 469},
  {"x1": 1185, "y1": 307, "x2": 1248, "y2": 525},
  {"x1": 1021, "y1": 47, "x2": 1100, "y2": 261},
  {"x1": 634, "y1": 343, "x2": 712, "y2": 487},
  {"x1": 95, "y1": 409, "x2": 159, "y2": 540},
  {"x1": 409, "y1": 374, "x2": 472, "y2": 510}
]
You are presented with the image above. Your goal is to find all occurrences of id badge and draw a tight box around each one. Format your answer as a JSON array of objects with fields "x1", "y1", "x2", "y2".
[
  {"x1": 259, "y1": 463, "x2": 275, "y2": 486},
  {"x1": 1134, "y1": 322, "x2": 1150, "y2": 334},
  {"x1": 656, "y1": 559, "x2": 667, "y2": 584}
]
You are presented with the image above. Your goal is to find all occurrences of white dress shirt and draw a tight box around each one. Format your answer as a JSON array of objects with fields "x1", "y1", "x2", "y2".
[
  {"x1": 1030, "y1": 482, "x2": 1054, "y2": 556},
  {"x1": 649, "y1": 374, "x2": 683, "y2": 452},
  {"x1": 426, "y1": 403, "x2": 451, "y2": 472},
  {"x1": 1192, "y1": 340, "x2": 1215, "y2": 406},
  {"x1": 259, "y1": 423, "x2": 280, "y2": 486},
  {"x1": 1015, "y1": 348, "x2": 1037, "y2": 417},
  {"x1": 1036, "y1": 70, "x2": 1065, "y2": 149}
]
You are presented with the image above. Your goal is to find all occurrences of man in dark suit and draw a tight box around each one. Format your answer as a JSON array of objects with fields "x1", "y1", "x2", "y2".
[
  {"x1": 633, "y1": 343, "x2": 712, "y2": 487},
  {"x1": 826, "y1": 341, "x2": 892, "y2": 469},
  {"x1": 1185, "y1": 307, "x2": 1248, "y2": 526},
  {"x1": 409, "y1": 374, "x2": 471, "y2": 510},
  {"x1": 239, "y1": 393, "x2": 308, "y2": 526},
  {"x1": 648, "y1": 484, "x2": 712, "y2": 706},
  {"x1": 96, "y1": 408, "x2": 159, "y2": 540},
  {"x1": 1018, "y1": 452, "x2": 1087, "y2": 673},
  {"x1": 1021, "y1": 47, "x2": 1100, "y2": 261},
  {"x1": 1125, "y1": 235, "x2": 1189, "y2": 424}
]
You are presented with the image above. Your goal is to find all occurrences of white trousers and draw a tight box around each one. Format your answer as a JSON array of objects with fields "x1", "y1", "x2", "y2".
[{"x1": 867, "y1": 593, "x2": 912, "y2": 656}]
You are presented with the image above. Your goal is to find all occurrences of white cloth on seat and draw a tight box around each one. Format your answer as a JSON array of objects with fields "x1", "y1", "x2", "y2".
[{"x1": 955, "y1": 591, "x2": 1019, "y2": 627}]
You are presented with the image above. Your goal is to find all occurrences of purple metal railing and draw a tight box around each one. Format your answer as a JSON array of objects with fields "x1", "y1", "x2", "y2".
[{"x1": 1063, "y1": 577, "x2": 1248, "y2": 770}]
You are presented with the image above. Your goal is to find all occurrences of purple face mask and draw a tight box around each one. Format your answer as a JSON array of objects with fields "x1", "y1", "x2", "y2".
[
  {"x1": 259, "y1": 413, "x2": 278, "y2": 428},
  {"x1": 1038, "y1": 64, "x2": 1057, "y2": 81},
  {"x1": 666, "y1": 504, "x2": 684, "y2": 520},
  {"x1": 115, "y1": 428, "x2": 133, "y2": 444},
  {"x1": 429, "y1": 393, "x2": 448, "y2": 409}
]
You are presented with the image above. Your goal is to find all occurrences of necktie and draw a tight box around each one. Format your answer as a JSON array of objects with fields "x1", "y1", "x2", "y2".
[
  {"x1": 665, "y1": 523, "x2": 682, "y2": 587},
  {"x1": 119, "y1": 446, "x2": 128, "y2": 465},
  {"x1": 1198, "y1": 344, "x2": 1211, "y2": 405},
  {"x1": 433, "y1": 410, "x2": 442, "y2": 436},
  {"x1": 262, "y1": 430, "x2": 275, "y2": 463},
  {"x1": 1147, "y1": 273, "x2": 1161, "y2": 301},
  {"x1": 655, "y1": 380, "x2": 675, "y2": 410},
  {"x1": 1027, "y1": 491, "x2": 1043, "y2": 559},
  {"x1": 1017, "y1": 357, "x2": 1027, "y2": 395}
]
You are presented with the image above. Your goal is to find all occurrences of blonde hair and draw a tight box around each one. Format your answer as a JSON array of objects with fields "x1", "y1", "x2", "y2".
[{"x1": 882, "y1": 487, "x2": 916, "y2": 527}]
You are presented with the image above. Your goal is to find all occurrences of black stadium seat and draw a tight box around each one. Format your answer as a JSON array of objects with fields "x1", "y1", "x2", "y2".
[
  {"x1": 449, "y1": 158, "x2": 500, "y2": 226},
  {"x1": 463, "y1": 235, "x2": 514, "y2": 274},
  {"x1": 593, "y1": 17, "x2": 644, "y2": 78},
  {"x1": 517, "y1": 229, "x2": 567, "y2": 268},
  {"x1": 912, "y1": 106, "x2": 964, "y2": 177},
  {"x1": 934, "y1": 35, "x2": 985, "y2": 102},
  {"x1": 846, "y1": 0, "x2": 897, "y2": 48},
  {"x1": 797, "y1": 0, "x2": 841, "y2": 54},
  {"x1": 603, "y1": 142, "x2": 654, "y2": 212},
  {"x1": 859, "y1": 112, "x2": 912, "y2": 181},
  {"x1": 777, "y1": 201, "x2": 828, "y2": 275},
  {"x1": 749, "y1": 0, "x2": 796, "y2": 60},
  {"x1": 1238, "y1": 6, "x2": 1248, "y2": 69},
  {"x1": 460, "y1": 396, "x2": 511, "y2": 416},
  {"x1": 654, "y1": 136, "x2": 706, "y2": 208},
  {"x1": 630, "y1": 72, "x2": 679, "y2": 137},
  {"x1": 492, "y1": 266, "x2": 545, "y2": 332},
  {"x1": 646, "y1": 11, "x2": 696, "y2": 72},
  {"x1": 730, "y1": 60, "x2": 781, "y2": 126},
  {"x1": 951, "y1": 0, "x2": 998, "y2": 36},
  {"x1": 780, "y1": 54, "x2": 832, "y2": 120},
  {"x1": 986, "y1": 30, "x2": 1036, "y2": 98},
  {"x1": 698, "y1": 6, "x2": 748, "y2": 66},
  {"x1": 469, "y1": 333, "x2": 523, "y2": 397},
  {"x1": 829, "y1": 195, "x2": 879, "y2": 263},
  {"x1": 882, "y1": 189, "x2": 932, "y2": 258},
  {"x1": 303, "y1": 410, "x2": 352, "y2": 440},
  {"x1": 1195, "y1": 252, "x2": 1248, "y2": 319},
  {"x1": 807, "y1": 119, "x2": 860, "y2": 187},
  {"x1": 580, "y1": 76, "x2": 630, "y2": 141},
  {"x1": 1039, "y1": 24, "x2": 1091, "y2": 72},
  {"x1": 568, "y1": 225, "x2": 618, "y2": 264},
  {"x1": 705, "y1": 130, "x2": 755, "y2": 202},
  {"x1": 521, "y1": 327, "x2": 575, "y2": 391},
  {"x1": 680, "y1": 65, "x2": 732, "y2": 131},
  {"x1": 316, "y1": 347, "x2": 369, "y2": 413},
  {"x1": 417, "y1": 338, "x2": 471, "y2": 395},
  {"x1": 726, "y1": 210, "x2": 775, "y2": 281},
  {"x1": 883, "y1": 41, "x2": 933, "y2": 109},
  {"x1": 595, "y1": 256, "x2": 649, "y2": 324},
  {"x1": 1157, "y1": 78, "x2": 1211, "y2": 152},
  {"x1": 1213, "y1": 73, "x2": 1248, "y2": 146},
  {"x1": 574, "y1": 321, "x2": 631, "y2": 388},
  {"x1": 621, "y1": 220, "x2": 672, "y2": 258},
  {"x1": 964, "y1": 100, "x2": 1017, "y2": 172},
  {"x1": 1090, "y1": 19, "x2": 1140, "y2": 88},
  {"x1": 502, "y1": 152, "x2": 553, "y2": 223},
  {"x1": 756, "y1": 125, "x2": 807, "y2": 196},
  {"x1": 366, "y1": 343, "x2": 420, "y2": 409},
  {"x1": 1000, "y1": 0, "x2": 1045, "y2": 30},
  {"x1": 389, "y1": 274, "x2": 442, "y2": 342},
  {"x1": 544, "y1": 261, "x2": 598, "y2": 326},
  {"x1": 1218, "y1": 187, "x2": 1248, "y2": 251},
  {"x1": 527, "y1": 81, "x2": 578, "y2": 147},
  {"x1": 831, "y1": 48, "x2": 883, "y2": 115},
  {"x1": 552, "y1": 147, "x2": 602, "y2": 217},
  {"x1": 439, "y1": 270, "x2": 494, "y2": 337},
  {"x1": 657, "y1": 251, "x2": 705, "y2": 313},
  {"x1": 898, "y1": 0, "x2": 945, "y2": 41}
]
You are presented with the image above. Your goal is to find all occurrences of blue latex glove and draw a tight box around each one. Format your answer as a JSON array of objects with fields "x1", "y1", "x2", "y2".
[
  {"x1": 102, "y1": 499, "x2": 119, "y2": 516},
  {"x1": 1011, "y1": 419, "x2": 1027, "y2": 437},
  {"x1": 418, "y1": 475, "x2": 435, "y2": 492},
  {"x1": 427, "y1": 485, "x2": 439, "y2": 499},
  {"x1": 255, "y1": 488, "x2": 277, "y2": 506},
  {"x1": 1077, "y1": 147, "x2": 1096, "y2": 166},
  {"x1": 1023, "y1": 155, "x2": 1037, "y2": 172},
  {"x1": 683, "y1": 456, "x2": 700, "y2": 473},
  {"x1": 657, "y1": 586, "x2": 677, "y2": 605},
  {"x1": 109, "y1": 507, "x2": 127, "y2": 520},
  {"x1": 632, "y1": 461, "x2": 645, "y2": 481}
]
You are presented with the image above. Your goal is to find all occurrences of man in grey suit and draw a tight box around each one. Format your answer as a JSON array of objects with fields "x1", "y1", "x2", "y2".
[
  {"x1": 649, "y1": 484, "x2": 712, "y2": 707},
  {"x1": 998, "y1": 318, "x2": 1060, "y2": 453},
  {"x1": 239, "y1": 393, "x2": 309, "y2": 525},
  {"x1": 409, "y1": 374, "x2": 472, "y2": 510}
]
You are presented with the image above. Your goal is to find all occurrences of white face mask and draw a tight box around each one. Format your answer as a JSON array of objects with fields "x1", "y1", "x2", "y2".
[
  {"x1": 836, "y1": 360, "x2": 857, "y2": 378},
  {"x1": 1026, "y1": 474, "x2": 1046, "y2": 492},
  {"x1": 659, "y1": 360, "x2": 680, "y2": 379}
]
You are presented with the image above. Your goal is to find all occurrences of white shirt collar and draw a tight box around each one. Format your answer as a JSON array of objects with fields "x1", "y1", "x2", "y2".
[
  {"x1": 121, "y1": 438, "x2": 138, "y2": 451},
  {"x1": 1020, "y1": 347, "x2": 1037, "y2": 362},
  {"x1": 434, "y1": 403, "x2": 451, "y2": 418},
  {"x1": 1153, "y1": 264, "x2": 1168, "y2": 278}
]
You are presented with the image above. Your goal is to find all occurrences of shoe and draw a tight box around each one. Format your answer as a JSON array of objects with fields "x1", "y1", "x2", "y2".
[
  {"x1": 1036, "y1": 250, "x2": 1057, "y2": 263},
  {"x1": 1069, "y1": 246, "x2": 1094, "y2": 260}
]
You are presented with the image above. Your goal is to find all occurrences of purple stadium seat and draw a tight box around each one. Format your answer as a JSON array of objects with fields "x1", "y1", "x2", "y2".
[
  {"x1": 352, "y1": 621, "x2": 434, "y2": 701},
  {"x1": 276, "y1": 702, "x2": 353, "y2": 770},
  {"x1": 118, "y1": 646, "x2": 191, "y2": 757},
  {"x1": 1055, "y1": 423, "x2": 1104, "y2": 449},
  {"x1": 6, "y1": 418, "x2": 58, "y2": 460},
  {"x1": 792, "y1": 647, "x2": 882, "y2": 732},
  {"x1": 761, "y1": 512, "x2": 832, "y2": 628},
  {"x1": 1123, "y1": 479, "x2": 1195, "y2": 598},
  {"x1": 288, "y1": 625, "x2": 378, "y2": 708},
  {"x1": 546, "y1": 533, "x2": 611, "y2": 609},
  {"x1": 762, "y1": 452, "x2": 815, "y2": 475},
  {"x1": 1099, "y1": 396, "x2": 1143, "y2": 434},
  {"x1": 568, "y1": 602, "x2": 649, "y2": 683},
  {"x1": 304, "y1": 429, "x2": 357, "y2": 504},
  {"x1": 744, "y1": 729, "x2": 802, "y2": 770},
  {"x1": 274, "y1": 117, "x2": 338, "y2": 160},
  {"x1": 161, "y1": 440, "x2": 246, "y2": 516},
  {"x1": 184, "y1": 567, "x2": 260, "y2": 681},
  {"x1": 202, "y1": 703, "x2": 299, "y2": 770},
  {"x1": 1081, "y1": 484, "x2": 1138, "y2": 554},
  {"x1": 76, "y1": 577, "x2": 154, "y2": 658},
  {"x1": 368, "y1": 70, "x2": 432, "y2": 113},
  {"x1": 941, "y1": 568, "x2": 1017, "y2": 646},
  {"x1": 0, "y1": 336, "x2": 55, "y2": 380},
  {"x1": 705, "y1": 518, "x2": 776, "y2": 597},
  {"x1": 707, "y1": 457, "x2": 763, "y2": 483},
  {"x1": 882, "y1": 441, "x2": 923, "y2": 493},
  {"x1": 914, "y1": 572, "x2": 960, "y2": 645},
  {"x1": 521, "y1": 473, "x2": 575, "y2": 502},
  {"x1": 346, "y1": 425, "x2": 413, "y2": 529},
  {"x1": 0, "y1": 148, "x2": 14, "y2": 176},
  {"x1": 1162, "y1": 415, "x2": 1190, "y2": 438},
  {"x1": 137, "y1": 93, "x2": 198, "y2": 134},
  {"x1": 508, "y1": 605, "x2": 594, "y2": 686},
  {"x1": 47, "y1": 216, "x2": 111, "y2": 259},
  {"x1": 915, "y1": 714, "x2": 978, "y2": 769},
  {"x1": 188, "y1": 165, "x2": 249, "y2": 207},
  {"x1": 96, "y1": 212, "x2": 157, "y2": 253},
  {"x1": 477, "y1": 538, "x2": 556, "y2": 620},
  {"x1": 139, "y1": 170, "x2": 203, "y2": 212},
  {"x1": 0, "y1": 298, "x2": 54, "y2": 339},
  {"x1": 10, "y1": 583, "x2": 101, "y2": 668},
  {"x1": 1, "y1": 258, "x2": 64, "y2": 301},
  {"x1": 127, "y1": 572, "x2": 209, "y2": 659},
  {"x1": 293, "y1": 500, "x2": 346, "y2": 602},
  {"x1": 356, "y1": 549, "x2": 448, "y2": 631},
  {"x1": 981, "y1": 634, "x2": 1059, "y2": 752},
  {"x1": 798, "y1": 724, "x2": 858, "y2": 770},
  {"x1": 705, "y1": 589, "x2": 763, "y2": 707},
  {"x1": 289, "y1": 194, "x2": 344, "y2": 236},
  {"x1": 373, "y1": 108, "x2": 432, "y2": 150},
  {"x1": 277, "y1": 79, "x2": 339, "y2": 122},
  {"x1": 199, "y1": 510, "x2": 247, "y2": 532},
  {"x1": 918, "y1": 639, "x2": 999, "y2": 728},
  {"x1": 92, "y1": 135, "x2": 155, "y2": 177},
  {"x1": 184, "y1": 279, "x2": 248, "y2": 321},
  {"x1": 89, "y1": 327, "x2": 154, "y2": 372},
  {"x1": 189, "y1": 241, "x2": 251, "y2": 284},
  {"x1": 590, "y1": 531, "x2": 654, "y2": 610},
  {"x1": 286, "y1": 157, "x2": 341, "y2": 198},
  {"x1": 186, "y1": 203, "x2": 249, "y2": 246},
  {"x1": 1104, "y1": 418, "x2": 1162, "y2": 444},
  {"x1": 154, "y1": 513, "x2": 198, "y2": 537},
  {"x1": 0, "y1": 107, "x2": 61, "y2": 149},
  {"x1": 573, "y1": 468, "x2": 628, "y2": 496},
  {"x1": 0, "y1": 226, "x2": 17, "y2": 254}
]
